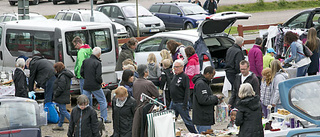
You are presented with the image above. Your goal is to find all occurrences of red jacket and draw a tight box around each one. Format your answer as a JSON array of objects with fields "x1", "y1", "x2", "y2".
[
  {"x1": 185, "y1": 54, "x2": 200, "y2": 89},
  {"x1": 248, "y1": 45, "x2": 263, "y2": 78}
]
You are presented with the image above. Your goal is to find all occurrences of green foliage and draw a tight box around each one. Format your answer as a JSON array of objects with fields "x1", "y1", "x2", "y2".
[
  {"x1": 45, "y1": 15, "x2": 55, "y2": 19},
  {"x1": 218, "y1": 0, "x2": 320, "y2": 13},
  {"x1": 256, "y1": 0, "x2": 265, "y2": 6}
]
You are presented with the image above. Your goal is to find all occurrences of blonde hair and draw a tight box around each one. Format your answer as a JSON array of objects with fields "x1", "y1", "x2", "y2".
[
  {"x1": 147, "y1": 53, "x2": 157, "y2": 64},
  {"x1": 270, "y1": 60, "x2": 286, "y2": 82},
  {"x1": 307, "y1": 27, "x2": 319, "y2": 51},
  {"x1": 161, "y1": 59, "x2": 171, "y2": 69},
  {"x1": 160, "y1": 49, "x2": 172, "y2": 63},
  {"x1": 122, "y1": 59, "x2": 137, "y2": 70},
  {"x1": 238, "y1": 83, "x2": 255, "y2": 99},
  {"x1": 261, "y1": 68, "x2": 272, "y2": 86},
  {"x1": 123, "y1": 64, "x2": 135, "y2": 72},
  {"x1": 16, "y1": 58, "x2": 25, "y2": 68},
  {"x1": 115, "y1": 86, "x2": 128, "y2": 98}
]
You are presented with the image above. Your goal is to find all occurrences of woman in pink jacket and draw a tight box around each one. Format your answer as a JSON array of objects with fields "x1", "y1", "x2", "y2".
[{"x1": 185, "y1": 46, "x2": 200, "y2": 109}]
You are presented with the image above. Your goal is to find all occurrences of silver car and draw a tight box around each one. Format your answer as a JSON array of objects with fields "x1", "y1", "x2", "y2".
[
  {"x1": 96, "y1": 3, "x2": 166, "y2": 37},
  {"x1": 0, "y1": 13, "x2": 47, "y2": 23}
]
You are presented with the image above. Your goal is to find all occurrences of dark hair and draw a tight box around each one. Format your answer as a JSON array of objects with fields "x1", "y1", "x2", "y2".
[
  {"x1": 284, "y1": 31, "x2": 299, "y2": 45},
  {"x1": 127, "y1": 37, "x2": 138, "y2": 46},
  {"x1": 137, "y1": 64, "x2": 148, "y2": 78},
  {"x1": 54, "y1": 62, "x2": 65, "y2": 73},
  {"x1": 185, "y1": 46, "x2": 195, "y2": 58},
  {"x1": 120, "y1": 69, "x2": 134, "y2": 86},
  {"x1": 255, "y1": 37, "x2": 263, "y2": 45},
  {"x1": 204, "y1": 66, "x2": 215, "y2": 74},
  {"x1": 166, "y1": 40, "x2": 182, "y2": 55}
]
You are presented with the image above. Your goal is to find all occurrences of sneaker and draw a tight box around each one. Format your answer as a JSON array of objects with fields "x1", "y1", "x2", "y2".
[
  {"x1": 104, "y1": 120, "x2": 112, "y2": 123},
  {"x1": 52, "y1": 126, "x2": 64, "y2": 131}
]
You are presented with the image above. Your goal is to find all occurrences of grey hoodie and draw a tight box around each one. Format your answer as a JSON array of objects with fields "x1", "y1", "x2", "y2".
[{"x1": 147, "y1": 63, "x2": 161, "y2": 79}]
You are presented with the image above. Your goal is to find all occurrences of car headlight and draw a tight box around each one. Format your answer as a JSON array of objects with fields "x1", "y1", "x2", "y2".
[{"x1": 134, "y1": 22, "x2": 145, "y2": 28}]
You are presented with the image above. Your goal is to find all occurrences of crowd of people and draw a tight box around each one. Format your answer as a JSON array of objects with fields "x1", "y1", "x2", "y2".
[{"x1": 11, "y1": 27, "x2": 320, "y2": 136}]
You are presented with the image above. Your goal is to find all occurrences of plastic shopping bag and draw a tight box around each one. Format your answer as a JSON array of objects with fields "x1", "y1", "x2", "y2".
[{"x1": 215, "y1": 101, "x2": 229, "y2": 123}]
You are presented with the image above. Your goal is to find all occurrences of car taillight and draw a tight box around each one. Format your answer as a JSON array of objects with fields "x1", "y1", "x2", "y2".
[
  {"x1": 59, "y1": 51, "x2": 63, "y2": 62},
  {"x1": 203, "y1": 55, "x2": 210, "y2": 62},
  {"x1": 81, "y1": 26, "x2": 86, "y2": 29}
]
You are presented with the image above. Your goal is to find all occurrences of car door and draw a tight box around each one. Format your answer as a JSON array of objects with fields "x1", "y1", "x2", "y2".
[
  {"x1": 279, "y1": 75, "x2": 320, "y2": 137},
  {"x1": 135, "y1": 37, "x2": 164, "y2": 65},
  {"x1": 110, "y1": 6, "x2": 127, "y2": 28},
  {"x1": 156, "y1": 5, "x2": 171, "y2": 29},
  {"x1": 169, "y1": 6, "x2": 185, "y2": 29},
  {"x1": 282, "y1": 11, "x2": 310, "y2": 29}
]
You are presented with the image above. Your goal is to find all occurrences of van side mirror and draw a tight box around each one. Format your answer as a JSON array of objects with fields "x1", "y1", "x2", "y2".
[
  {"x1": 118, "y1": 16, "x2": 125, "y2": 20},
  {"x1": 177, "y1": 12, "x2": 182, "y2": 17}
]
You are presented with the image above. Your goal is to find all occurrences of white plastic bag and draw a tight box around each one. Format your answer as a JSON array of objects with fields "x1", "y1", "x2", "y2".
[{"x1": 215, "y1": 101, "x2": 229, "y2": 123}]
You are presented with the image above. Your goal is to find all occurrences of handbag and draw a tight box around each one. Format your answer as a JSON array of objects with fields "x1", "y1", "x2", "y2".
[
  {"x1": 292, "y1": 57, "x2": 311, "y2": 68},
  {"x1": 298, "y1": 42, "x2": 313, "y2": 57}
]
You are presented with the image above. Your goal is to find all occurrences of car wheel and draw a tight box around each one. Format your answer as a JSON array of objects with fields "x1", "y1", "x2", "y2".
[
  {"x1": 31, "y1": 0, "x2": 39, "y2": 5},
  {"x1": 53, "y1": 0, "x2": 58, "y2": 4},
  {"x1": 48, "y1": 0, "x2": 52, "y2": 2},
  {"x1": 74, "y1": 0, "x2": 79, "y2": 4},
  {"x1": 185, "y1": 23, "x2": 193, "y2": 30},
  {"x1": 9, "y1": 1, "x2": 16, "y2": 5},
  {"x1": 126, "y1": 27, "x2": 135, "y2": 37}
]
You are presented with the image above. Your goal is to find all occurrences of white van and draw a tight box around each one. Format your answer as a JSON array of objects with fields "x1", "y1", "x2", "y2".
[{"x1": 0, "y1": 20, "x2": 118, "y2": 92}]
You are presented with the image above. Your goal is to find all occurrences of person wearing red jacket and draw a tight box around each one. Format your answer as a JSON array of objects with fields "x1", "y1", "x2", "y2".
[{"x1": 185, "y1": 46, "x2": 200, "y2": 109}]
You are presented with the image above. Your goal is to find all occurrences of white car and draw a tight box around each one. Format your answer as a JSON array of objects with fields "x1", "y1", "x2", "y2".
[
  {"x1": 135, "y1": 11, "x2": 251, "y2": 83},
  {"x1": 0, "y1": 13, "x2": 47, "y2": 23},
  {"x1": 54, "y1": 9, "x2": 128, "y2": 38}
]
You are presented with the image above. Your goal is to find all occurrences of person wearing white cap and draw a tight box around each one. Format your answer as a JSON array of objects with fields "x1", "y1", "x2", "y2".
[{"x1": 263, "y1": 48, "x2": 276, "y2": 69}]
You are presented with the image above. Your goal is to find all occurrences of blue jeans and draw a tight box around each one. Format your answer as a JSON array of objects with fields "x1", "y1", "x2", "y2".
[
  {"x1": 79, "y1": 79, "x2": 84, "y2": 94},
  {"x1": 169, "y1": 102, "x2": 197, "y2": 133},
  {"x1": 83, "y1": 88, "x2": 108, "y2": 121},
  {"x1": 57, "y1": 103, "x2": 70, "y2": 127},
  {"x1": 44, "y1": 76, "x2": 56, "y2": 104},
  {"x1": 196, "y1": 125, "x2": 211, "y2": 134},
  {"x1": 297, "y1": 64, "x2": 309, "y2": 77}
]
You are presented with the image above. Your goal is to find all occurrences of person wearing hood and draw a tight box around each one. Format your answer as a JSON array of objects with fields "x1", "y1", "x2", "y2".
[
  {"x1": 68, "y1": 95, "x2": 100, "y2": 137},
  {"x1": 228, "y1": 60, "x2": 260, "y2": 109},
  {"x1": 52, "y1": 62, "x2": 74, "y2": 131},
  {"x1": 248, "y1": 37, "x2": 263, "y2": 80},
  {"x1": 73, "y1": 36, "x2": 92, "y2": 94},
  {"x1": 26, "y1": 56, "x2": 55, "y2": 104},
  {"x1": 185, "y1": 46, "x2": 200, "y2": 109},
  {"x1": 115, "y1": 37, "x2": 138, "y2": 71},
  {"x1": 147, "y1": 53, "x2": 161, "y2": 86},
  {"x1": 235, "y1": 83, "x2": 264, "y2": 137},
  {"x1": 192, "y1": 66, "x2": 223, "y2": 133}
]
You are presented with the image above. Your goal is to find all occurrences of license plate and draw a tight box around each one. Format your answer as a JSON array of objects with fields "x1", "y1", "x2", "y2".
[{"x1": 150, "y1": 29, "x2": 160, "y2": 32}]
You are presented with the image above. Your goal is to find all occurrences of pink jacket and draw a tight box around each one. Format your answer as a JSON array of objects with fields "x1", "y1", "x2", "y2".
[
  {"x1": 248, "y1": 45, "x2": 263, "y2": 78},
  {"x1": 185, "y1": 54, "x2": 200, "y2": 89}
]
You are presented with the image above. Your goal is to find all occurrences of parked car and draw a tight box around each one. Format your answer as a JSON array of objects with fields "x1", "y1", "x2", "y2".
[
  {"x1": 96, "y1": 3, "x2": 166, "y2": 37},
  {"x1": 9, "y1": 0, "x2": 51, "y2": 5},
  {"x1": 135, "y1": 11, "x2": 251, "y2": 83},
  {"x1": 0, "y1": 13, "x2": 47, "y2": 23},
  {"x1": 149, "y1": 2, "x2": 209, "y2": 30},
  {"x1": 0, "y1": 96, "x2": 47, "y2": 137},
  {"x1": 52, "y1": 0, "x2": 87, "y2": 5},
  {"x1": 54, "y1": 9, "x2": 128, "y2": 38},
  {"x1": 93, "y1": 0, "x2": 127, "y2": 5},
  {"x1": 279, "y1": 75, "x2": 320, "y2": 136}
]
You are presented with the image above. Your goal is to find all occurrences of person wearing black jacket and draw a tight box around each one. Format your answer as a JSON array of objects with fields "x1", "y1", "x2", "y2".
[
  {"x1": 228, "y1": 60, "x2": 260, "y2": 109},
  {"x1": 159, "y1": 59, "x2": 173, "y2": 107},
  {"x1": 81, "y1": 47, "x2": 111, "y2": 123},
  {"x1": 68, "y1": 95, "x2": 100, "y2": 137},
  {"x1": 235, "y1": 83, "x2": 264, "y2": 137},
  {"x1": 26, "y1": 56, "x2": 56, "y2": 104},
  {"x1": 52, "y1": 62, "x2": 74, "y2": 131},
  {"x1": 112, "y1": 86, "x2": 136, "y2": 137},
  {"x1": 225, "y1": 36, "x2": 245, "y2": 88},
  {"x1": 192, "y1": 66, "x2": 223, "y2": 133},
  {"x1": 169, "y1": 60, "x2": 197, "y2": 133},
  {"x1": 13, "y1": 58, "x2": 28, "y2": 98}
]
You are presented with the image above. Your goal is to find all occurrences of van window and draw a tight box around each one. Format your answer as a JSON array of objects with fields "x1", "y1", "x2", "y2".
[
  {"x1": 72, "y1": 14, "x2": 81, "y2": 21},
  {"x1": 0, "y1": 27, "x2": 2, "y2": 45},
  {"x1": 55, "y1": 12, "x2": 65, "y2": 20},
  {"x1": 6, "y1": 29, "x2": 55, "y2": 59},
  {"x1": 149, "y1": 5, "x2": 160, "y2": 13},
  {"x1": 65, "y1": 29, "x2": 112, "y2": 56}
]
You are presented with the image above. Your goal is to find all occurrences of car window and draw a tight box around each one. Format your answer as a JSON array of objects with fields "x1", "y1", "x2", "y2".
[
  {"x1": 181, "y1": 4, "x2": 207, "y2": 15},
  {"x1": 101, "y1": 6, "x2": 111, "y2": 17},
  {"x1": 137, "y1": 38, "x2": 162, "y2": 52},
  {"x1": 6, "y1": 29, "x2": 55, "y2": 59},
  {"x1": 4, "y1": 16, "x2": 12, "y2": 22},
  {"x1": 111, "y1": 6, "x2": 123, "y2": 18},
  {"x1": 165, "y1": 38, "x2": 193, "y2": 48},
  {"x1": 0, "y1": 16, "x2": 4, "y2": 22},
  {"x1": 0, "y1": 27, "x2": 2, "y2": 45},
  {"x1": 122, "y1": 5, "x2": 153, "y2": 18},
  {"x1": 159, "y1": 5, "x2": 170, "y2": 14},
  {"x1": 289, "y1": 81, "x2": 320, "y2": 118},
  {"x1": 63, "y1": 13, "x2": 73, "y2": 21},
  {"x1": 285, "y1": 12, "x2": 310, "y2": 28},
  {"x1": 204, "y1": 38, "x2": 221, "y2": 47},
  {"x1": 55, "y1": 12, "x2": 65, "y2": 20},
  {"x1": 11, "y1": 17, "x2": 17, "y2": 21},
  {"x1": 170, "y1": 6, "x2": 181, "y2": 14},
  {"x1": 72, "y1": 13, "x2": 81, "y2": 21},
  {"x1": 90, "y1": 29, "x2": 112, "y2": 53},
  {"x1": 149, "y1": 5, "x2": 160, "y2": 13},
  {"x1": 311, "y1": 12, "x2": 320, "y2": 29}
]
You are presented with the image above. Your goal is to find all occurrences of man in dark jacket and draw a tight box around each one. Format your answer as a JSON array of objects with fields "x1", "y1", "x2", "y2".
[
  {"x1": 203, "y1": 0, "x2": 217, "y2": 14},
  {"x1": 225, "y1": 36, "x2": 245, "y2": 88},
  {"x1": 26, "y1": 56, "x2": 55, "y2": 103},
  {"x1": 192, "y1": 66, "x2": 223, "y2": 133},
  {"x1": 115, "y1": 37, "x2": 138, "y2": 71},
  {"x1": 13, "y1": 58, "x2": 28, "y2": 98},
  {"x1": 228, "y1": 60, "x2": 260, "y2": 109},
  {"x1": 169, "y1": 60, "x2": 197, "y2": 133},
  {"x1": 81, "y1": 47, "x2": 111, "y2": 123}
]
